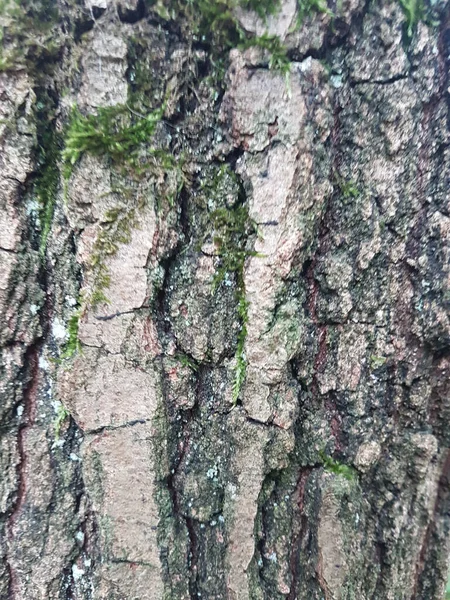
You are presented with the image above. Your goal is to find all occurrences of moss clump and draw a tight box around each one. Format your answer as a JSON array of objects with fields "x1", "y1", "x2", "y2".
[
  {"x1": 320, "y1": 452, "x2": 357, "y2": 481},
  {"x1": 242, "y1": 33, "x2": 290, "y2": 75},
  {"x1": 334, "y1": 173, "x2": 359, "y2": 200},
  {"x1": 152, "y1": 0, "x2": 291, "y2": 76},
  {"x1": 0, "y1": 0, "x2": 60, "y2": 71},
  {"x1": 62, "y1": 103, "x2": 167, "y2": 180},
  {"x1": 86, "y1": 206, "x2": 140, "y2": 309},
  {"x1": 370, "y1": 355, "x2": 387, "y2": 370},
  {"x1": 398, "y1": 0, "x2": 425, "y2": 38},
  {"x1": 53, "y1": 401, "x2": 70, "y2": 440},
  {"x1": 210, "y1": 204, "x2": 259, "y2": 289},
  {"x1": 60, "y1": 311, "x2": 81, "y2": 360},
  {"x1": 296, "y1": 0, "x2": 332, "y2": 25},
  {"x1": 204, "y1": 170, "x2": 259, "y2": 403}
]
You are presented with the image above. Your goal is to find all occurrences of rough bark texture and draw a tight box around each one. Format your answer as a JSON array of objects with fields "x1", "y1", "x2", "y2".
[{"x1": 0, "y1": 0, "x2": 449, "y2": 599}]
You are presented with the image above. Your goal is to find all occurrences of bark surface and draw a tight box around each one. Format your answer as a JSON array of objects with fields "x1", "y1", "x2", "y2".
[{"x1": 0, "y1": 0, "x2": 449, "y2": 599}]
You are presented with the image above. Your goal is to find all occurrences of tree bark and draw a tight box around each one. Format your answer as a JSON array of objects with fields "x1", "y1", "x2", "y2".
[{"x1": 1, "y1": 0, "x2": 449, "y2": 599}]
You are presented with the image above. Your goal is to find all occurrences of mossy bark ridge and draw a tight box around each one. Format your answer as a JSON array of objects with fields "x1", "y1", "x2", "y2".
[{"x1": 0, "y1": 0, "x2": 449, "y2": 599}]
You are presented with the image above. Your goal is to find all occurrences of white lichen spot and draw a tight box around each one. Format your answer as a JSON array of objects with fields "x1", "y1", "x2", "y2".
[
  {"x1": 39, "y1": 355, "x2": 50, "y2": 370},
  {"x1": 227, "y1": 483, "x2": 237, "y2": 499},
  {"x1": 76, "y1": 530, "x2": 85, "y2": 544},
  {"x1": 52, "y1": 400, "x2": 63, "y2": 414},
  {"x1": 206, "y1": 464, "x2": 219, "y2": 480},
  {"x1": 52, "y1": 318, "x2": 68, "y2": 341},
  {"x1": 65, "y1": 295, "x2": 77, "y2": 307},
  {"x1": 330, "y1": 74, "x2": 343, "y2": 88},
  {"x1": 72, "y1": 564, "x2": 84, "y2": 581},
  {"x1": 26, "y1": 198, "x2": 40, "y2": 216}
]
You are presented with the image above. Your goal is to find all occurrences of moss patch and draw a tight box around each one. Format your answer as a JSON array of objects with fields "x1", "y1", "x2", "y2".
[
  {"x1": 151, "y1": 0, "x2": 292, "y2": 76},
  {"x1": 0, "y1": 0, "x2": 60, "y2": 71},
  {"x1": 53, "y1": 401, "x2": 71, "y2": 440},
  {"x1": 399, "y1": 0, "x2": 425, "y2": 38},
  {"x1": 320, "y1": 451, "x2": 357, "y2": 481},
  {"x1": 62, "y1": 103, "x2": 168, "y2": 181},
  {"x1": 202, "y1": 168, "x2": 259, "y2": 402}
]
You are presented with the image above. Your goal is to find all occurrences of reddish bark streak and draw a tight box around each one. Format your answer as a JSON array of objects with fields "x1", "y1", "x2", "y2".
[
  {"x1": 306, "y1": 260, "x2": 343, "y2": 449},
  {"x1": 316, "y1": 550, "x2": 331, "y2": 600}
]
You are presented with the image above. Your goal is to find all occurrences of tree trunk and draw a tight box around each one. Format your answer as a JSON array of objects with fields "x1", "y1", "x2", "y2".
[{"x1": 1, "y1": 0, "x2": 449, "y2": 598}]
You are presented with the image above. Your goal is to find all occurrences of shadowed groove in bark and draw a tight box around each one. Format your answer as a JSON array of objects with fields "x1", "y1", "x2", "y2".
[
  {"x1": 5, "y1": 345, "x2": 40, "y2": 598},
  {"x1": 287, "y1": 466, "x2": 314, "y2": 600}
]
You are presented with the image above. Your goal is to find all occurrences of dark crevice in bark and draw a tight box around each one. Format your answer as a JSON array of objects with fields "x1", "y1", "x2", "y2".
[
  {"x1": 165, "y1": 396, "x2": 201, "y2": 599},
  {"x1": 85, "y1": 418, "x2": 150, "y2": 436},
  {"x1": 2, "y1": 82, "x2": 59, "y2": 585},
  {"x1": 73, "y1": 14, "x2": 96, "y2": 42},
  {"x1": 111, "y1": 557, "x2": 157, "y2": 567},
  {"x1": 350, "y1": 73, "x2": 409, "y2": 85},
  {"x1": 117, "y1": 0, "x2": 146, "y2": 23},
  {"x1": 287, "y1": 466, "x2": 314, "y2": 600},
  {"x1": 5, "y1": 345, "x2": 40, "y2": 599},
  {"x1": 288, "y1": 0, "x2": 372, "y2": 65},
  {"x1": 244, "y1": 414, "x2": 291, "y2": 431},
  {"x1": 62, "y1": 564, "x2": 76, "y2": 600},
  {"x1": 154, "y1": 174, "x2": 205, "y2": 595},
  {"x1": 218, "y1": 146, "x2": 246, "y2": 172}
]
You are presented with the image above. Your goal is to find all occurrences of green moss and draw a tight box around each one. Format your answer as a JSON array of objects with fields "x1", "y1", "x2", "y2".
[
  {"x1": 242, "y1": 33, "x2": 290, "y2": 75},
  {"x1": 152, "y1": 0, "x2": 290, "y2": 76},
  {"x1": 0, "y1": 0, "x2": 60, "y2": 72},
  {"x1": 240, "y1": 0, "x2": 281, "y2": 19},
  {"x1": 203, "y1": 169, "x2": 259, "y2": 403},
  {"x1": 62, "y1": 103, "x2": 167, "y2": 180},
  {"x1": 210, "y1": 205, "x2": 259, "y2": 291},
  {"x1": 233, "y1": 295, "x2": 249, "y2": 403},
  {"x1": 398, "y1": 0, "x2": 424, "y2": 38},
  {"x1": 296, "y1": 0, "x2": 333, "y2": 25},
  {"x1": 370, "y1": 355, "x2": 387, "y2": 370},
  {"x1": 53, "y1": 401, "x2": 70, "y2": 440},
  {"x1": 176, "y1": 353, "x2": 199, "y2": 371},
  {"x1": 60, "y1": 311, "x2": 81, "y2": 360},
  {"x1": 62, "y1": 103, "x2": 178, "y2": 316},
  {"x1": 320, "y1": 451, "x2": 357, "y2": 481},
  {"x1": 334, "y1": 173, "x2": 359, "y2": 200}
]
